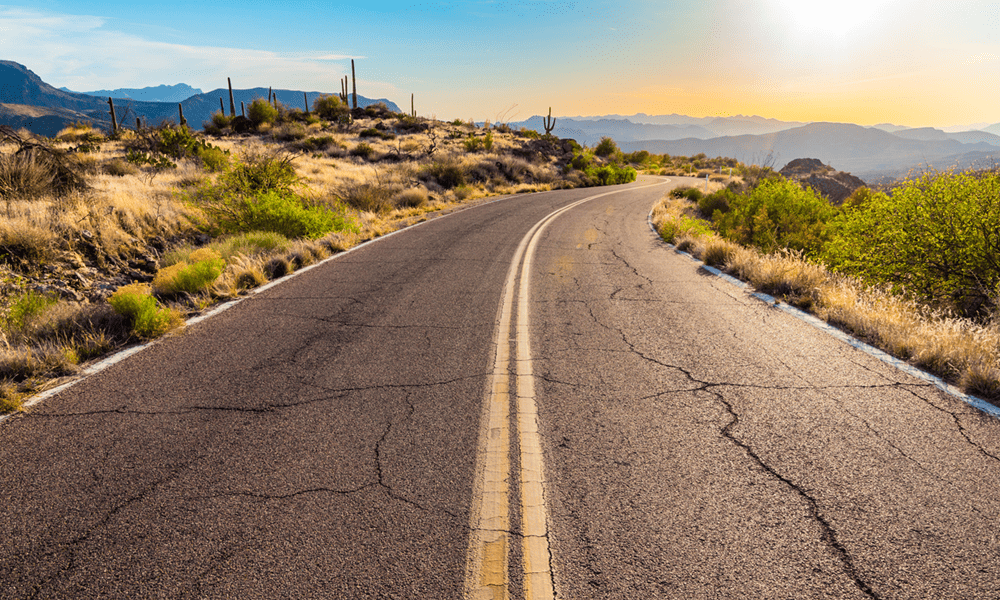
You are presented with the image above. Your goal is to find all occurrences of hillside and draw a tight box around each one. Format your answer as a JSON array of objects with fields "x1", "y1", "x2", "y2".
[{"x1": 0, "y1": 61, "x2": 399, "y2": 136}]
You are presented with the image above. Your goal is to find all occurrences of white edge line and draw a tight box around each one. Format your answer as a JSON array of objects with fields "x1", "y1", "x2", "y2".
[
  {"x1": 0, "y1": 189, "x2": 556, "y2": 427},
  {"x1": 645, "y1": 207, "x2": 1000, "y2": 421}
]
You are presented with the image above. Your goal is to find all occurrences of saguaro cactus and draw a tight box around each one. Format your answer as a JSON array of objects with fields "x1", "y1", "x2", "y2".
[
  {"x1": 303, "y1": 91, "x2": 309, "y2": 114},
  {"x1": 339, "y1": 77, "x2": 348, "y2": 104},
  {"x1": 219, "y1": 97, "x2": 225, "y2": 114},
  {"x1": 241, "y1": 101, "x2": 245, "y2": 118},
  {"x1": 411, "y1": 93, "x2": 415, "y2": 118},
  {"x1": 228, "y1": 77, "x2": 236, "y2": 117},
  {"x1": 543, "y1": 107, "x2": 556, "y2": 136},
  {"x1": 351, "y1": 59, "x2": 358, "y2": 109},
  {"x1": 178, "y1": 103, "x2": 187, "y2": 127},
  {"x1": 107, "y1": 97, "x2": 118, "y2": 134}
]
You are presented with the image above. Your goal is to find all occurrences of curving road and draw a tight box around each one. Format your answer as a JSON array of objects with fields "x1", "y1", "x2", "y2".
[{"x1": 2, "y1": 176, "x2": 1000, "y2": 599}]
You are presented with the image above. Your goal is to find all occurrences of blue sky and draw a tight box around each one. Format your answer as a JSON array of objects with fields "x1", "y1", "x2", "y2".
[{"x1": 2, "y1": 1, "x2": 999, "y2": 127}]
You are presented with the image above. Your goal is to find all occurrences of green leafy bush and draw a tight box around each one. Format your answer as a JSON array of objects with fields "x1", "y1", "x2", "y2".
[
  {"x1": 594, "y1": 136, "x2": 619, "y2": 158},
  {"x1": 464, "y1": 134, "x2": 484, "y2": 152},
  {"x1": 422, "y1": 162, "x2": 466, "y2": 189},
  {"x1": 247, "y1": 98, "x2": 279, "y2": 128},
  {"x1": 714, "y1": 178, "x2": 834, "y2": 256},
  {"x1": 519, "y1": 128, "x2": 541, "y2": 139},
  {"x1": 3, "y1": 290, "x2": 57, "y2": 333},
  {"x1": 660, "y1": 215, "x2": 713, "y2": 244},
  {"x1": 588, "y1": 164, "x2": 636, "y2": 186},
  {"x1": 359, "y1": 128, "x2": 395, "y2": 140},
  {"x1": 313, "y1": 95, "x2": 350, "y2": 122},
  {"x1": 108, "y1": 283, "x2": 182, "y2": 339},
  {"x1": 822, "y1": 170, "x2": 1000, "y2": 317},
  {"x1": 697, "y1": 188, "x2": 737, "y2": 218},
  {"x1": 350, "y1": 142, "x2": 376, "y2": 159}
]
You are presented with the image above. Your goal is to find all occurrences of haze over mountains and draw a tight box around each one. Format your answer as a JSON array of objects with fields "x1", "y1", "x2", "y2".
[
  {"x1": 0, "y1": 61, "x2": 400, "y2": 137},
  {"x1": 508, "y1": 113, "x2": 1000, "y2": 182},
  {"x1": 59, "y1": 83, "x2": 203, "y2": 104},
  {"x1": 3, "y1": 60, "x2": 1000, "y2": 183}
]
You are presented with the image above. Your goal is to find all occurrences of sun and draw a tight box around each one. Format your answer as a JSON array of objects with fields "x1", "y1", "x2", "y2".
[{"x1": 773, "y1": 0, "x2": 891, "y2": 38}]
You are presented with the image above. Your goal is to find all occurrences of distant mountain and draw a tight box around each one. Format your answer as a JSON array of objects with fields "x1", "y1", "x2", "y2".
[
  {"x1": 618, "y1": 122, "x2": 1000, "y2": 182},
  {"x1": 554, "y1": 113, "x2": 804, "y2": 139},
  {"x1": 869, "y1": 123, "x2": 912, "y2": 133},
  {"x1": 0, "y1": 61, "x2": 401, "y2": 136},
  {"x1": 510, "y1": 116, "x2": 715, "y2": 145},
  {"x1": 61, "y1": 83, "x2": 202, "y2": 103},
  {"x1": 983, "y1": 123, "x2": 1000, "y2": 136}
]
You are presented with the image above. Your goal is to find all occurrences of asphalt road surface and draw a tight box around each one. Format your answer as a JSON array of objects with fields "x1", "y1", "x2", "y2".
[{"x1": 2, "y1": 176, "x2": 999, "y2": 599}]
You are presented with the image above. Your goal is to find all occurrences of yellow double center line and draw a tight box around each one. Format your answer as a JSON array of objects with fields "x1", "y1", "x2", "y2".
[{"x1": 465, "y1": 183, "x2": 665, "y2": 600}]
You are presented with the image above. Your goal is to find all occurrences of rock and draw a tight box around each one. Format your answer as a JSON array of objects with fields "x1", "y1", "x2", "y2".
[{"x1": 779, "y1": 158, "x2": 867, "y2": 204}]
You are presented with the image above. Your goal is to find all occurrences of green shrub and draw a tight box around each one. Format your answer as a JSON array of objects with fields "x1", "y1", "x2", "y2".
[
  {"x1": 822, "y1": 170, "x2": 1000, "y2": 317},
  {"x1": 714, "y1": 179, "x2": 834, "y2": 256},
  {"x1": 223, "y1": 150, "x2": 300, "y2": 195},
  {"x1": 671, "y1": 186, "x2": 703, "y2": 202},
  {"x1": 484, "y1": 130, "x2": 494, "y2": 151},
  {"x1": 4, "y1": 290, "x2": 57, "y2": 333},
  {"x1": 569, "y1": 151, "x2": 593, "y2": 171},
  {"x1": 152, "y1": 248, "x2": 226, "y2": 296},
  {"x1": 212, "y1": 231, "x2": 291, "y2": 259},
  {"x1": 247, "y1": 98, "x2": 279, "y2": 128},
  {"x1": 594, "y1": 136, "x2": 619, "y2": 158},
  {"x1": 313, "y1": 95, "x2": 350, "y2": 122},
  {"x1": 338, "y1": 182, "x2": 395, "y2": 213},
  {"x1": 624, "y1": 150, "x2": 651, "y2": 165},
  {"x1": 588, "y1": 164, "x2": 636, "y2": 186},
  {"x1": 209, "y1": 190, "x2": 357, "y2": 239},
  {"x1": 519, "y1": 128, "x2": 541, "y2": 139},
  {"x1": 464, "y1": 134, "x2": 484, "y2": 152},
  {"x1": 108, "y1": 283, "x2": 182, "y2": 339},
  {"x1": 697, "y1": 188, "x2": 737, "y2": 218}
]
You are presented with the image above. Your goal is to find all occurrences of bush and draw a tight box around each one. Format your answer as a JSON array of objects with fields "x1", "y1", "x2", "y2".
[
  {"x1": 350, "y1": 142, "x2": 376, "y2": 159},
  {"x1": 108, "y1": 283, "x2": 182, "y2": 339},
  {"x1": 697, "y1": 188, "x2": 737, "y2": 218},
  {"x1": 624, "y1": 150, "x2": 651, "y2": 165},
  {"x1": 224, "y1": 149, "x2": 300, "y2": 195},
  {"x1": 464, "y1": 134, "x2": 484, "y2": 152},
  {"x1": 822, "y1": 170, "x2": 1000, "y2": 317},
  {"x1": 588, "y1": 164, "x2": 636, "y2": 186},
  {"x1": 247, "y1": 98, "x2": 279, "y2": 128},
  {"x1": 337, "y1": 182, "x2": 395, "y2": 213},
  {"x1": 103, "y1": 158, "x2": 139, "y2": 177},
  {"x1": 714, "y1": 179, "x2": 834, "y2": 256},
  {"x1": 659, "y1": 215, "x2": 712, "y2": 244},
  {"x1": 212, "y1": 231, "x2": 291, "y2": 259},
  {"x1": 359, "y1": 128, "x2": 395, "y2": 141},
  {"x1": 3, "y1": 290, "x2": 57, "y2": 334},
  {"x1": 422, "y1": 162, "x2": 466, "y2": 189},
  {"x1": 152, "y1": 248, "x2": 226, "y2": 296},
  {"x1": 519, "y1": 128, "x2": 541, "y2": 139},
  {"x1": 594, "y1": 136, "x2": 619, "y2": 158},
  {"x1": 313, "y1": 95, "x2": 350, "y2": 122},
  {"x1": 393, "y1": 187, "x2": 429, "y2": 208}
]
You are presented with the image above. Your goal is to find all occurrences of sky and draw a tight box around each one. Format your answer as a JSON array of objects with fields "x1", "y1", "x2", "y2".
[{"x1": 1, "y1": 0, "x2": 998, "y2": 128}]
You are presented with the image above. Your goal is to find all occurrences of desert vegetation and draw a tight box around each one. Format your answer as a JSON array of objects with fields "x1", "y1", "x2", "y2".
[
  {"x1": 651, "y1": 167, "x2": 1000, "y2": 404},
  {"x1": 0, "y1": 99, "x2": 637, "y2": 413}
]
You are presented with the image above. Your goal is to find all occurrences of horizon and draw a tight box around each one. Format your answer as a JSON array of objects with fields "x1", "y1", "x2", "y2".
[{"x1": 2, "y1": 1, "x2": 998, "y2": 130}]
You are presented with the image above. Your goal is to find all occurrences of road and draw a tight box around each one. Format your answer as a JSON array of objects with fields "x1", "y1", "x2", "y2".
[{"x1": 2, "y1": 176, "x2": 999, "y2": 599}]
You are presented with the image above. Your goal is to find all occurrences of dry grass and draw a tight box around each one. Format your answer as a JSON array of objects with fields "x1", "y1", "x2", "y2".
[{"x1": 650, "y1": 192, "x2": 1000, "y2": 403}]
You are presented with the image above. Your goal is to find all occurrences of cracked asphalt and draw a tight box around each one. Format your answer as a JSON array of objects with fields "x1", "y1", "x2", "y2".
[{"x1": 3, "y1": 176, "x2": 1000, "y2": 598}]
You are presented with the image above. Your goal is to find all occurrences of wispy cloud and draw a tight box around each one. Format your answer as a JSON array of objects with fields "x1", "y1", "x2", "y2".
[{"x1": 0, "y1": 7, "x2": 392, "y2": 95}]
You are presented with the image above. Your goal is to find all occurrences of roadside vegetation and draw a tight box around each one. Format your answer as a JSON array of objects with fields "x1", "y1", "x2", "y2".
[
  {"x1": 0, "y1": 100, "x2": 637, "y2": 413},
  {"x1": 651, "y1": 167, "x2": 1000, "y2": 404}
]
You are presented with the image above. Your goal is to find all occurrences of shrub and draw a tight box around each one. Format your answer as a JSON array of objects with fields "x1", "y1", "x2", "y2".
[
  {"x1": 3, "y1": 290, "x2": 57, "y2": 334},
  {"x1": 624, "y1": 150, "x2": 651, "y2": 165},
  {"x1": 212, "y1": 231, "x2": 291, "y2": 259},
  {"x1": 594, "y1": 136, "x2": 619, "y2": 158},
  {"x1": 313, "y1": 95, "x2": 350, "y2": 122},
  {"x1": 484, "y1": 130, "x2": 494, "y2": 152},
  {"x1": 350, "y1": 142, "x2": 376, "y2": 159},
  {"x1": 224, "y1": 149, "x2": 300, "y2": 195},
  {"x1": 659, "y1": 215, "x2": 712, "y2": 244},
  {"x1": 393, "y1": 187, "x2": 429, "y2": 208},
  {"x1": 108, "y1": 283, "x2": 183, "y2": 339},
  {"x1": 247, "y1": 98, "x2": 279, "y2": 128},
  {"x1": 464, "y1": 134, "x2": 484, "y2": 152},
  {"x1": 152, "y1": 248, "x2": 226, "y2": 296},
  {"x1": 588, "y1": 164, "x2": 636, "y2": 186},
  {"x1": 422, "y1": 162, "x2": 466, "y2": 189},
  {"x1": 359, "y1": 128, "x2": 395, "y2": 141},
  {"x1": 103, "y1": 158, "x2": 139, "y2": 177},
  {"x1": 697, "y1": 188, "x2": 737, "y2": 218},
  {"x1": 822, "y1": 170, "x2": 1000, "y2": 318},
  {"x1": 272, "y1": 122, "x2": 309, "y2": 142},
  {"x1": 338, "y1": 181, "x2": 395, "y2": 213},
  {"x1": 519, "y1": 128, "x2": 541, "y2": 139},
  {"x1": 714, "y1": 178, "x2": 834, "y2": 256}
]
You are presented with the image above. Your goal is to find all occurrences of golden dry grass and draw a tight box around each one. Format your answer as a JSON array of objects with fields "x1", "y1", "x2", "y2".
[{"x1": 650, "y1": 192, "x2": 1000, "y2": 403}]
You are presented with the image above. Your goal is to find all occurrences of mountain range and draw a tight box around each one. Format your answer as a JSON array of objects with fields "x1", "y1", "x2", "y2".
[
  {"x1": 507, "y1": 114, "x2": 1000, "y2": 182},
  {"x1": 0, "y1": 61, "x2": 400, "y2": 137},
  {"x1": 59, "y1": 83, "x2": 203, "y2": 103}
]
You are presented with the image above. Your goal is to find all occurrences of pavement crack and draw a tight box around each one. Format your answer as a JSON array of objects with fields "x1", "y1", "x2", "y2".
[
  {"x1": 902, "y1": 386, "x2": 1000, "y2": 463},
  {"x1": 26, "y1": 458, "x2": 198, "y2": 599},
  {"x1": 713, "y1": 390, "x2": 881, "y2": 600}
]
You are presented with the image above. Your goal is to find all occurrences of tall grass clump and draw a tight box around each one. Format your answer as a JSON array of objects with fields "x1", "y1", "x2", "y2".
[
  {"x1": 188, "y1": 148, "x2": 358, "y2": 239},
  {"x1": 153, "y1": 248, "x2": 226, "y2": 296},
  {"x1": 108, "y1": 283, "x2": 183, "y2": 340}
]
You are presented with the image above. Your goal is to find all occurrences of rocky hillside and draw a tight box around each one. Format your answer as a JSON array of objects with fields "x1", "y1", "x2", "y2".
[{"x1": 778, "y1": 158, "x2": 867, "y2": 204}]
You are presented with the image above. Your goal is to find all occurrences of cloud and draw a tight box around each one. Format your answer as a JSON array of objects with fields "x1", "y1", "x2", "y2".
[{"x1": 0, "y1": 6, "x2": 394, "y2": 95}]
